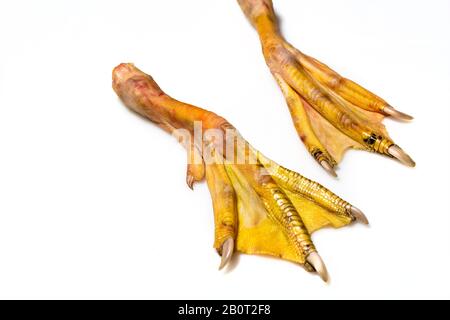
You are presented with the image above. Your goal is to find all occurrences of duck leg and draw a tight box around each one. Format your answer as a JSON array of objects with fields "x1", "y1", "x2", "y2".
[
  {"x1": 237, "y1": 0, "x2": 415, "y2": 175},
  {"x1": 112, "y1": 63, "x2": 368, "y2": 281}
]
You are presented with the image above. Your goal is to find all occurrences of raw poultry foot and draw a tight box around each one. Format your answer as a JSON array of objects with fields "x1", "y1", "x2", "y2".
[
  {"x1": 238, "y1": 0, "x2": 415, "y2": 176},
  {"x1": 112, "y1": 63, "x2": 368, "y2": 282}
]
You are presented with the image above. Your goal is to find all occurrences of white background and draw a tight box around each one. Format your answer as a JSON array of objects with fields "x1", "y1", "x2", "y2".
[{"x1": 0, "y1": 0, "x2": 449, "y2": 299}]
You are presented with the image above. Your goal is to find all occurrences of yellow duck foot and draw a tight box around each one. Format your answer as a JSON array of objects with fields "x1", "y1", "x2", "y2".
[
  {"x1": 113, "y1": 63, "x2": 367, "y2": 281},
  {"x1": 237, "y1": 0, "x2": 415, "y2": 175}
]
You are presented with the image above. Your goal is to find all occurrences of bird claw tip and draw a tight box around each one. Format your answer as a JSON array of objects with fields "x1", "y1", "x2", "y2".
[
  {"x1": 384, "y1": 105, "x2": 414, "y2": 121},
  {"x1": 320, "y1": 160, "x2": 337, "y2": 177},
  {"x1": 306, "y1": 252, "x2": 329, "y2": 283},
  {"x1": 218, "y1": 238, "x2": 234, "y2": 271},
  {"x1": 388, "y1": 145, "x2": 416, "y2": 167}
]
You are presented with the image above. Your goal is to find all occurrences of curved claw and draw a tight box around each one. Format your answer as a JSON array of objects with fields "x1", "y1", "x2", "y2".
[
  {"x1": 384, "y1": 105, "x2": 414, "y2": 121},
  {"x1": 387, "y1": 145, "x2": 416, "y2": 167},
  {"x1": 186, "y1": 173, "x2": 195, "y2": 190},
  {"x1": 306, "y1": 251, "x2": 329, "y2": 282},
  {"x1": 218, "y1": 238, "x2": 234, "y2": 270},
  {"x1": 320, "y1": 160, "x2": 337, "y2": 177},
  {"x1": 347, "y1": 205, "x2": 369, "y2": 225}
]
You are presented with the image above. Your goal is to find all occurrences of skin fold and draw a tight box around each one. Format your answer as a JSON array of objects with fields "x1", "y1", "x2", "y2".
[
  {"x1": 112, "y1": 63, "x2": 368, "y2": 281},
  {"x1": 237, "y1": 0, "x2": 415, "y2": 176}
]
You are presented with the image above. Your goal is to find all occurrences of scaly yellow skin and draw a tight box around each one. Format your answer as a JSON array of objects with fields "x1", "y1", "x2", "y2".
[
  {"x1": 112, "y1": 63, "x2": 367, "y2": 280},
  {"x1": 238, "y1": 0, "x2": 415, "y2": 175}
]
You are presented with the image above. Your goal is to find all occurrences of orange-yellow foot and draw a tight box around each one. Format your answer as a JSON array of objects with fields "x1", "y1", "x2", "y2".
[
  {"x1": 238, "y1": 0, "x2": 415, "y2": 176},
  {"x1": 113, "y1": 63, "x2": 368, "y2": 281}
]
